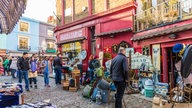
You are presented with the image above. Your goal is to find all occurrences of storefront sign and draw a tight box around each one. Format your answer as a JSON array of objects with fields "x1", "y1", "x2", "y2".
[
  {"x1": 125, "y1": 48, "x2": 134, "y2": 57},
  {"x1": 60, "y1": 29, "x2": 83, "y2": 41},
  {"x1": 131, "y1": 52, "x2": 152, "y2": 69},
  {"x1": 79, "y1": 49, "x2": 87, "y2": 60}
]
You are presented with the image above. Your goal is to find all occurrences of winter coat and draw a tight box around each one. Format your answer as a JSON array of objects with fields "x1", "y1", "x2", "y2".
[
  {"x1": 110, "y1": 53, "x2": 129, "y2": 82},
  {"x1": 3, "y1": 59, "x2": 9, "y2": 69}
]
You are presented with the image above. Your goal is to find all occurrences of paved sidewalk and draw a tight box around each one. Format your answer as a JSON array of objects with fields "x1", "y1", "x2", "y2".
[{"x1": 0, "y1": 76, "x2": 152, "y2": 108}]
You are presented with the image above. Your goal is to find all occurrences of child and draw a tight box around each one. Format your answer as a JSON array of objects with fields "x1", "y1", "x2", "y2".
[{"x1": 42, "y1": 56, "x2": 50, "y2": 87}]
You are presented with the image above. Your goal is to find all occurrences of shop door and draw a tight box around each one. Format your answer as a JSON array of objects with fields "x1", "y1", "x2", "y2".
[
  {"x1": 89, "y1": 26, "x2": 96, "y2": 55},
  {"x1": 166, "y1": 47, "x2": 177, "y2": 88}
]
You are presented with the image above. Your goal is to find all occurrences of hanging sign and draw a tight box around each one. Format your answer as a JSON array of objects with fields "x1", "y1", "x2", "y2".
[{"x1": 131, "y1": 52, "x2": 152, "y2": 69}]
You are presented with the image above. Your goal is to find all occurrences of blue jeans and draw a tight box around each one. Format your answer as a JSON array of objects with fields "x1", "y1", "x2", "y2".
[
  {"x1": 10, "y1": 69, "x2": 16, "y2": 78},
  {"x1": 19, "y1": 70, "x2": 29, "y2": 90},
  {"x1": 114, "y1": 81, "x2": 126, "y2": 108},
  {"x1": 54, "y1": 67, "x2": 62, "y2": 84},
  {"x1": 44, "y1": 73, "x2": 49, "y2": 85}
]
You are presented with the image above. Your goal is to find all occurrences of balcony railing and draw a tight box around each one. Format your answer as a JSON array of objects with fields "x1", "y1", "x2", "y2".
[
  {"x1": 134, "y1": 0, "x2": 192, "y2": 32},
  {"x1": 17, "y1": 45, "x2": 31, "y2": 51}
]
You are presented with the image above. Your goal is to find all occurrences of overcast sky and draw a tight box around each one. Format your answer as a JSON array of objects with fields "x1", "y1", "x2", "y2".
[{"x1": 23, "y1": 0, "x2": 56, "y2": 22}]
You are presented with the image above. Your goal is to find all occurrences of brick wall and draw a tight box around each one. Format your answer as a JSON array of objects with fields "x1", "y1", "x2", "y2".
[
  {"x1": 92, "y1": 0, "x2": 105, "y2": 14},
  {"x1": 108, "y1": 0, "x2": 131, "y2": 9},
  {"x1": 74, "y1": 0, "x2": 88, "y2": 21},
  {"x1": 56, "y1": 0, "x2": 62, "y2": 25},
  {"x1": 64, "y1": 0, "x2": 73, "y2": 24}
]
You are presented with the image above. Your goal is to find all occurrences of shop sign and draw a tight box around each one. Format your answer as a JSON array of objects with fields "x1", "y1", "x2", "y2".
[
  {"x1": 125, "y1": 48, "x2": 134, "y2": 57},
  {"x1": 60, "y1": 29, "x2": 83, "y2": 41},
  {"x1": 131, "y1": 52, "x2": 152, "y2": 69},
  {"x1": 79, "y1": 49, "x2": 87, "y2": 60}
]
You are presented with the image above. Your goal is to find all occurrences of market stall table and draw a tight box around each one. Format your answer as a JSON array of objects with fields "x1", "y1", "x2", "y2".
[{"x1": 0, "y1": 83, "x2": 23, "y2": 108}]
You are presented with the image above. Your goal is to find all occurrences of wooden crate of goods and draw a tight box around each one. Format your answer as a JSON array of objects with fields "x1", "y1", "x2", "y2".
[
  {"x1": 63, "y1": 81, "x2": 69, "y2": 87},
  {"x1": 69, "y1": 87, "x2": 78, "y2": 92},
  {"x1": 75, "y1": 76, "x2": 80, "y2": 89},
  {"x1": 63, "y1": 86, "x2": 69, "y2": 90}
]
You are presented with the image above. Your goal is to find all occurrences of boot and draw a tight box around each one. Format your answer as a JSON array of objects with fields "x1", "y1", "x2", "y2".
[{"x1": 35, "y1": 85, "x2": 38, "y2": 89}]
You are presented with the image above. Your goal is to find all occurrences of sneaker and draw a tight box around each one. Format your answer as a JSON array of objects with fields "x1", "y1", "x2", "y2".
[
  {"x1": 47, "y1": 85, "x2": 50, "y2": 87},
  {"x1": 26, "y1": 89, "x2": 30, "y2": 92}
]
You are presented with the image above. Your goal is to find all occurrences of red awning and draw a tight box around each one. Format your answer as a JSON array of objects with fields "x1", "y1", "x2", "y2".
[
  {"x1": 94, "y1": 28, "x2": 132, "y2": 37},
  {"x1": 0, "y1": 0, "x2": 27, "y2": 34}
]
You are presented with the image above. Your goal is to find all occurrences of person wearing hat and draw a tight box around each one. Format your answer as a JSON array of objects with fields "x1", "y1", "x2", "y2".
[
  {"x1": 172, "y1": 43, "x2": 192, "y2": 84},
  {"x1": 18, "y1": 52, "x2": 30, "y2": 91},
  {"x1": 110, "y1": 47, "x2": 129, "y2": 108}
]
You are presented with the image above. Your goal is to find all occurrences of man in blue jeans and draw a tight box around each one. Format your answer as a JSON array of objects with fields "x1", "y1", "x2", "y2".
[
  {"x1": 53, "y1": 53, "x2": 62, "y2": 85},
  {"x1": 110, "y1": 47, "x2": 129, "y2": 108},
  {"x1": 17, "y1": 52, "x2": 30, "y2": 91}
]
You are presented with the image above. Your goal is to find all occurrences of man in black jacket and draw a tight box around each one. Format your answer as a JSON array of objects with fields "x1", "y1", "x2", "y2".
[
  {"x1": 110, "y1": 47, "x2": 128, "y2": 108},
  {"x1": 18, "y1": 52, "x2": 30, "y2": 91},
  {"x1": 53, "y1": 53, "x2": 63, "y2": 84}
]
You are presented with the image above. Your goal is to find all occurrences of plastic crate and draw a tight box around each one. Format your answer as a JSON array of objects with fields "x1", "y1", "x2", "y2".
[{"x1": 144, "y1": 89, "x2": 154, "y2": 97}]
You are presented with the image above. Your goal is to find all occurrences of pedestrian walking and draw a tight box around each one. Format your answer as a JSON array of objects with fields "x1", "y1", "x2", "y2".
[
  {"x1": 43, "y1": 56, "x2": 50, "y2": 87},
  {"x1": 53, "y1": 53, "x2": 63, "y2": 85},
  {"x1": 110, "y1": 47, "x2": 129, "y2": 108},
  {"x1": 3, "y1": 56, "x2": 10, "y2": 76},
  {"x1": 9, "y1": 57, "x2": 18, "y2": 78},
  {"x1": 17, "y1": 52, "x2": 30, "y2": 91},
  {"x1": 29, "y1": 55, "x2": 38, "y2": 89}
]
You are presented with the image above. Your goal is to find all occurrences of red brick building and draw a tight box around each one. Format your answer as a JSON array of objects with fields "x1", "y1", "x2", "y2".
[{"x1": 54, "y1": 0, "x2": 137, "y2": 71}]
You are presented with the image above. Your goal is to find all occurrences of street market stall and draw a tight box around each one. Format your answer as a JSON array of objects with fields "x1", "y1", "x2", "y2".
[{"x1": 0, "y1": 83, "x2": 23, "y2": 108}]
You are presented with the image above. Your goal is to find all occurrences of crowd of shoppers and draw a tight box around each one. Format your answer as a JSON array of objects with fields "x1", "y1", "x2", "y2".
[{"x1": 0, "y1": 52, "x2": 62, "y2": 92}]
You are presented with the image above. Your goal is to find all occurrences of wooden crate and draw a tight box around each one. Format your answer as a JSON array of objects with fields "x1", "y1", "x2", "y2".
[
  {"x1": 69, "y1": 87, "x2": 78, "y2": 92},
  {"x1": 75, "y1": 76, "x2": 80, "y2": 89},
  {"x1": 63, "y1": 86, "x2": 69, "y2": 90},
  {"x1": 63, "y1": 81, "x2": 69, "y2": 87}
]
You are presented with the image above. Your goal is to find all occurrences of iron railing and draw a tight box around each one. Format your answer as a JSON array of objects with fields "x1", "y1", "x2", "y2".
[
  {"x1": 17, "y1": 45, "x2": 31, "y2": 51},
  {"x1": 134, "y1": 0, "x2": 192, "y2": 32}
]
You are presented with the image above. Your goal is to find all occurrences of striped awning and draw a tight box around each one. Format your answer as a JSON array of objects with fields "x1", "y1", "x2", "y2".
[{"x1": 0, "y1": 0, "x2": 27, "y2": 34}]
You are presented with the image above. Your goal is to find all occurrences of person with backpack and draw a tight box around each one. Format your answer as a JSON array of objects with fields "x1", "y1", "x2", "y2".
[{"x1": 9, "y1": 57, "x2": 18, "y2": 78}]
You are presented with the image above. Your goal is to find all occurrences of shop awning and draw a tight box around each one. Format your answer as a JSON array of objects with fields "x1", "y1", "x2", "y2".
[
  {"x1": 57, "y1": 36, "x2": 86, "y2": 45},
  {"x1": 0, "y1": 0, "x2": 27, "y2": 34},
  {"x1": 131, "y1": 23, "x2": 192, "y2": 41},
  {"x1": 94, "y1": 28, "x2": 132, "y2": 37}
]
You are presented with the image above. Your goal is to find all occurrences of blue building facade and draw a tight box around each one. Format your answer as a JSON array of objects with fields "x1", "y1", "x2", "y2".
[{"x1": 5, "y1": 17, "x2": 39, "y2": 56}]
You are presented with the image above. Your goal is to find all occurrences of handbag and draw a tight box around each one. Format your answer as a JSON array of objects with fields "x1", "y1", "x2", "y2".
[{"x1": 28, "y1": 71, "x2": 38, "y2": 78}]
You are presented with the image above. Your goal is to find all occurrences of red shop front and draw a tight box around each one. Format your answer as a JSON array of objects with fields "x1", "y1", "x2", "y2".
[
  {"x1": 55, "y1": 2, "x2": 136, "y2": 72},
  {"x1": 132, "y1": 19, "x2": 192, "y2": 83}
]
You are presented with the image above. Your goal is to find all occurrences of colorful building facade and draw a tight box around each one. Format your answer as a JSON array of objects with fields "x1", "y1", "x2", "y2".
[
  {"x1": 132, "y1": 0, "x2": 192, "y2": 83},
  {"x1": 55, "y1": 0, "x2": 137, "y2": 71}
]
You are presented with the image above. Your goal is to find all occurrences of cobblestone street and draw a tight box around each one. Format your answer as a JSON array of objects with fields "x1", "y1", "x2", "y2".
[{"x1": 0, "y1": 76, "x2": 152, "y2": 108}]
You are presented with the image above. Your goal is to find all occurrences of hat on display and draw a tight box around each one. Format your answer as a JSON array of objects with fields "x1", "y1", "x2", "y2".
[{"x1": 172, "y1": 43, "x2": 183, "y2": 53}]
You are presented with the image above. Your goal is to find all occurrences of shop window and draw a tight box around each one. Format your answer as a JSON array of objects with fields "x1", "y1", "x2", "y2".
[
  {"x1": 47, "y1": 42, "x2": 54, "y2": 49},
  {"x1": 18, "y1": 36, "x2": 30, "y2": 49},
  {"x1": 47, "y1": 29, "x2": 54, "y2": 37},
  {"x1": 19, "y1": 21, "x2": 30, "y2": 32},
  {"x1": 142, "y1": 46, "x2": 150, "y2": 56}
]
